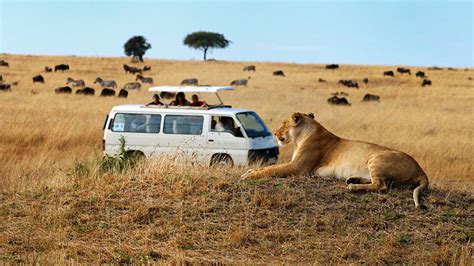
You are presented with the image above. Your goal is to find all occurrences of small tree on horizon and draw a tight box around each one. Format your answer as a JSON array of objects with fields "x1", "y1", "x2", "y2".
[
  {"x1": 123, "y1": 36, "x2": 152, "y2": 62},
  {"x1": 183, "y1": 31, "x2": 230, "y2": 61}
]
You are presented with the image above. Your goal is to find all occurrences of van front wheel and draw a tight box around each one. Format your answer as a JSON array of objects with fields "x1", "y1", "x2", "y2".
[{"x1": 210, "y1": 154, "x2": 233, "y2": 167}]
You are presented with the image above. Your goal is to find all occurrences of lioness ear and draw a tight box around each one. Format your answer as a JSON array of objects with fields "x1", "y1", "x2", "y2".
[
  {"x1": 308, "y1": 113, "x2": 315, "y2": 119},
  {"x1": 291, "y1": 112, "x2": 302, "y2": 125}
]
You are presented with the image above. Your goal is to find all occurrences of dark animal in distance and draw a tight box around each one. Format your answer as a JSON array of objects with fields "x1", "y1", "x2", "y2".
[
  {"x1": 136, "y1": 74, "x2": 153, "y2": 84},
  {"x1": 415, "y1": 71, "x2": 426, "y2": 78},
  {"x1": 363, "y1": 78, "x2": 369, "y2": 84},
  {"x1": 362, "y1": 93, "x2": 380, "y2": 102},
  {"x1": 76, "y1": 87, "x2": 95, "y2": 95},
  {"x1": 422, "y1": 79, "x2": 432, "y2": 87},
  {"x1": 0, "y1": 60, "x2": 9, "y2": 67},
  {"x1": 123, "y1": 64, "x2": 142, "y2": 74},
  {"x1": 0, "y1": 83, "x2": 11, "y2": 91},
  {"x1": 327, "y1": 96, "x2": 350, "y2": 106},
  {"x1": 273, "y1": 70, "x2": 285, "y2": 76},
  {"x1": 384, "y1": 70, "x2": 394, "y2": 77},
  {"x1": 397, "y1": 67, "x2": 411, "y2": 75},
  {"x1": 160, "y1": 92, "x2": 175, "y2": 99},
  {"x1": 95, "y1": 77, "x2": 117, "y2": 88},
  {"x1": 100, "y1": 88, "x2": 116, "y2": 97},
  {"x1": 338, "y1": 79, "x2": 359, "y2": 89},
  {"x1": 118, "y1": 89, "x2": 128, "y2": 98},
  {"x1": 32, "y1": 75, "x2": 45, "y2": 83},
  {"x1": 55, "y1": 86, "x2": 72, "y2": 94},
  {"x1": 44, "y1": 66, "x2": 52, "y2": 72},
  {"x1": 318, "y1": 78, "x2": 326, "y2": 83},
  {"x1": 428, "y1": 66, "x2": 443, "y2": 70},
  {"x1": 143, "y1": 65, "x2": 151, "y2": 72},
  {"x1": 122, "y1": 82, "x2": 141, "y2": 90},
  {"x1": 325, "y1": 64, "x2": 339, "y2": 70},
  {"x1": 230, "y1": 79, "x2": 248, "y2": 86},
  {"x1": 66, "y1": 77, "x2": 85, "y2": 87},
  {"x1": 54, "y1": 64, "x2": 70, "y2": 72},
  {"x1": 243, "y1": 65, "x2": 256, "y2": 71},
  {"x1": 181, "y1": 78, "x2": 199, "y2": 85}
]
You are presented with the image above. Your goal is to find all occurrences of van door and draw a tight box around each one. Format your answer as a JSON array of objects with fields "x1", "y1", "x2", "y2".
[
  {"x1": 158, "y1": 114, "x2": 207, "y2": 164},
  {"x1": 106, "y1": 113, "x2": 162, "y2": 157},
  {"x1": 207, "y1": 115, "x2": 248, "y2": 165}
]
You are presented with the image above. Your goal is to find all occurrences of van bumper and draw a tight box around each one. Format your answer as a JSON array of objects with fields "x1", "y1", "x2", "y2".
[{"x1": 248, "y1": 147, "x2": 279, "y2": 165}]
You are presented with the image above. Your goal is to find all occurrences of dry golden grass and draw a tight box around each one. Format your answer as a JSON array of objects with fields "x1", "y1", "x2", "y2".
[{"x1": 0, "y1": 54, "x2": 473, "y2": 263}]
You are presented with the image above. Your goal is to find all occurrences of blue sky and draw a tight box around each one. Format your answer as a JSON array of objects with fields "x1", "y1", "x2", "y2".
[{"x1": 0, "y1": 0, "x2": 472, "y2": 67}]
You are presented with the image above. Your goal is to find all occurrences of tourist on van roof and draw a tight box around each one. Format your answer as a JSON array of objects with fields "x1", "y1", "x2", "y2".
[
  {"x1": 171, "y1": 92, "x2": 191, "y2": 106},
  {"x1": 145, "y1": 94, "x2": 164, "y2": 106},
  {"x1": 190, "y1": 94, "x2": 207, "y2": 107}
]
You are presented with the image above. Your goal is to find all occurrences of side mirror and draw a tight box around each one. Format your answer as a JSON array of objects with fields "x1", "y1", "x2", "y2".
[{"x1": 234, "y1": 127, "x2": 244, "y2": 138}]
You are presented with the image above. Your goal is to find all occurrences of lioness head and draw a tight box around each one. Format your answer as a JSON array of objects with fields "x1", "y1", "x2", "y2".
[{"x1": 275, "y1": 112, "x2": 315, "y2": 145}]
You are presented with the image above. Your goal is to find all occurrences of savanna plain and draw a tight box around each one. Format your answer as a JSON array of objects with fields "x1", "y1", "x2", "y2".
[{"x1": 0, "y1": 54, "x2": 473, "y2": 263}]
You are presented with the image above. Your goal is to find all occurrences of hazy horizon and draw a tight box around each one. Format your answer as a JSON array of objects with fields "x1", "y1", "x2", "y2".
[{"x1": 1, "y1": 0, "x2": 472, "y2": 67}]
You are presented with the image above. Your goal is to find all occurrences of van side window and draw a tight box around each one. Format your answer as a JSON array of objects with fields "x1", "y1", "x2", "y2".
[
  {"x1": 164, "y1": 115, "x2": 203, "y2": 135},
  {"x1": 112, "y1": 113, "x2": 161, "y2": 133},
  {"x1": 211, "y1": 116, "x2": 243, "y2": 137}
]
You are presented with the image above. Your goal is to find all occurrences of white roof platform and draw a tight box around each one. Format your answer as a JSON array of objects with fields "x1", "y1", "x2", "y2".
[{"x1": 148, "y1": 86, "x2": 234, "y2": 93}]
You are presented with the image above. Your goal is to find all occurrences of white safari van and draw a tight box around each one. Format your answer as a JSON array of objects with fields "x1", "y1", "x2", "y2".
[{"x1": 102, "y1": 86, "x2": 278, "y2": 166}]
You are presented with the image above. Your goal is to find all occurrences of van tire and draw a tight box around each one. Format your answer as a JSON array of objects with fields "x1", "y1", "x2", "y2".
[{"x1": 210, "y1": 154, "x2": 233, "y2": 167}]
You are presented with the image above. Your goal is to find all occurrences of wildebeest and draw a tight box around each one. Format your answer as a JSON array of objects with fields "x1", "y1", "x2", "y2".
[
  {"x1": 327, "y1": 96, "x2": 350, "y2": 106},
  {"x1": 362, "y1": 93, "x2": 380, "y2": 102},
  {"x1": 55, "y1": 86, "x2": 72, "y2": 94},
  {"x1": 160, "y1": 92, "x2": 175, "y2": 99},
  {"x1": 44, "y1": 66, "x2": 52, "y2": 72},
  {"x1": 95, "y1": 77, "x2": 117, "y2": 88},
  {"x1": 363, "y1": 78, "x2": 369, "y2": 84},
  {"x1": 66, "y1": 77, "x2": 85, "y2": 87},
  {"x1": 415, "y1": 71, "x2": 426, "y2": 78},
  {"x1": 273, "y1": 70, "x2": 285, "y2": 76},
  {"x1": 123, "y1": 64, "x2": 142, "y2": 74},
  {"x1": 422, "y1": 79, "x2": 432, "y2": 87},
  {"x1": 118, "y1": 89, "x2": 128, "y2": 98},
  {"x1": 0, "y1": 60, "x2": 9, "y2": 67},
  {"x1": 136, "y1": 75, "x2": 153, "y2": 84},
  {"x1": 54, "y1": 64, "x2": 70, "y2": 72},
  {"x1": 331, "y1": 91, "x2": 349, "y2": 96},
  {"x1": 383, "y1": 70, "x2": 394, "y2": 77},
  {"x1": 243, "y1": 65, "x2": 256, "y2": 71},
  {"x1": 122, "y1": 82, "x2": 141, "y2": 90},
  {"x1": 76, "y1": 87, "x2": 95, "y2": 95},
  {"x1": 338, "y1": 79, "x2": 359, "y2": 89},
  {"x1": 143, "y1": 65, "x2": 151, "y2": 72},
  {"x1": 181, "y1": 78, "x2": 199, "y2": 85},
  {"x1": 397, "y1": 67, "x2": 411, "y2": 75},
  {"x1": 325, "y1": 64, "x2": 339, "y2": 70},
  {"x1": 32, "y1": 75, "x2": 45, "y2": 83},
  {"x1": 100, "y1": 88, "x2": 116, "y2": 97},
  {"x1": 230, "y1": 79, "x2": 248, "y2": 86},
  {"x1": 318, "y1": 78, "x2": 326, "y2": 83},
  {"x1": 0, "y1": 83, "x2": 11, "y2": 91}
]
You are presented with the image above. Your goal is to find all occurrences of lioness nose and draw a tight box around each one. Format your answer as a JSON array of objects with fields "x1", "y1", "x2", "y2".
[{"x1": 278, "y1": 137, "x2": 285, "y2": 141}]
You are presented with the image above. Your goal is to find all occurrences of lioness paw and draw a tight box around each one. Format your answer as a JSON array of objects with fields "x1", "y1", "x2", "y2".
[{"x1": 240, "y1": 169, "x2": 255, "y2": 180}]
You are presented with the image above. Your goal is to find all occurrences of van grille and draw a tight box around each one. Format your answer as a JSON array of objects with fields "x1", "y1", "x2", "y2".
[{"x1": 248, "y1": 147, "x2": 279, "y2": 165}]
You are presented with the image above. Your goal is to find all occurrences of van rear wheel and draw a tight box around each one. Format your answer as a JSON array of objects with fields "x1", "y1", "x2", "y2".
[
  {"x1": 210, "y1": 154, "x2": 233, "y2": 167},
  {"x1": 126, "y1": 151, "x2": 145, "y2": 165}
]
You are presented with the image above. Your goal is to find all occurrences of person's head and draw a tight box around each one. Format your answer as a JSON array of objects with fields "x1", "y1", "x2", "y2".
[
  {"x1": 176, "y1": 92, "x2": 186, "y2": 103},
  {"x1": 192, "y1": 94, "x2": 199, "y2": 103},
  {"x1": 152, "y1": 94, "x2": 159, "y2": 101}
]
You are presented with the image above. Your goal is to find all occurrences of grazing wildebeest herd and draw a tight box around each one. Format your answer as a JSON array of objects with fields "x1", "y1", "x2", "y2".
[{"x1": 0, "y1": 58, "x2": 465, "y2": 106}]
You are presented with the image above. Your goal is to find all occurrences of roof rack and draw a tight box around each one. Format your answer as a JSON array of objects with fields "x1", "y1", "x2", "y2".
[{"x1": 148, "y1": 86, "x2": 234, "y2": 105}]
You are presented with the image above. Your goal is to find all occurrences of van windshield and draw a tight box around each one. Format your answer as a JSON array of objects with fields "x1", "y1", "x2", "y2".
[{"x1": 236, "y1": 112, "x2": 272, "y2": 138}]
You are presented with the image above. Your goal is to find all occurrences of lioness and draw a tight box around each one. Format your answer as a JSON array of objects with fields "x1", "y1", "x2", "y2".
[{"x1": 241, "y1": 112, "x2": 429, "y2": 208}]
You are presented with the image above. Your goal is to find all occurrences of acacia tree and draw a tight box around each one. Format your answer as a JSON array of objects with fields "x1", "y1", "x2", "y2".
[
  {"x1": 123, "y1": 36, "x2": 152, "y2": 62},
  {"x1": 183, "y1": 31, "x2": 231, "y2": 61}
]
